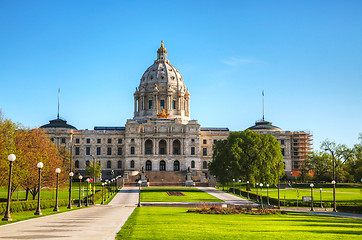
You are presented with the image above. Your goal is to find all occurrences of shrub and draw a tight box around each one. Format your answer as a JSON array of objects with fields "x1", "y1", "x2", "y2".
[{"x1": 0, "y1": 199, "x2": 69, "y2": 215}]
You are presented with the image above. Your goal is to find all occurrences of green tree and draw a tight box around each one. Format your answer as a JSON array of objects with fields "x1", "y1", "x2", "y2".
[
  {"x1": 85, "y1": 160, "x2": 102, "y2": 180},
  {"x1": 305, "y1": 151, "x2": 332, "y2": 182},
  {"x1": 344, "y1": 133, "x2": 362, "y2": 182}
]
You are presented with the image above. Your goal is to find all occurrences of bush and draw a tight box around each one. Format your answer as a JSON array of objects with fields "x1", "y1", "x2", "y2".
[{"x1": 0, "y1": 199, "x2": 69, "y2": 215}]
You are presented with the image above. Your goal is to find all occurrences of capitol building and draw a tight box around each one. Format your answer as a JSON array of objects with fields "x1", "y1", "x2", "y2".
[{"x1": 41, "y1": 42, "x2": 312, "y2": 183}]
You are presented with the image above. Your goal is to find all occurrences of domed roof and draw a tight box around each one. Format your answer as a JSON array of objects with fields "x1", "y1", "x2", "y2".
[
  {"x1": 41, "y1": 118, "x2": 77, "y2": 130},
  {"x1": 247, "y1": 120, "x2": 282, "y2": 132},
  {"x1": 138, "y1": 41, "x2": 185, "y2": 91}
]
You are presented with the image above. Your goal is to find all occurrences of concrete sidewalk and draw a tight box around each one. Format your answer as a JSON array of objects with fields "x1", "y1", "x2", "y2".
[{"x1": 0, "y1": 187, "x2": 139, "y2": 240}]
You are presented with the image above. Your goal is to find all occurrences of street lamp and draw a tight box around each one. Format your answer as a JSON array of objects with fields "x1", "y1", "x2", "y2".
[
  {"x1": 325, "y1": 147, "x2": 337, "y2": 212},
  {"x1": 238, "y1": 180, "x2": 241, "y2": 196},
  {"x1": 232, "y1": 179, "x2": 235, "y2": 194},
  {"x1": 246, "y1": 181, "x2": 250, "y2": 199},
  {"x1": 138, "y1": 180, "x2": 142, "y2": 207},
  {"x1": 256, "y1": 183, "x2": 259, "y2": 202},
  {"x1": 277, "y1": 162, "x2": 280, "y2": 209},
  {"x1": 310, "y1": 183, "x2": 314, "y2": 211},
  {"x1": 2, "y1": 154, "x2": 16, "y2": 221},
  {"x1": 85, "y1": 178, "x2": 90, "y2": 206},
  {"x1": 108, "y1": 181, "x2": 111, "y2": 198},
  {"x1": 101, "y1": 183, "x2": 105, "y2": 204},
  {"x1": 78, "y1": 174, "x2": 83, "y2": 207},
  {"x1": 320, "y1": 188, "x2": 323, "y2": 208},
  {"x1": 68, "y1": 172, "x2": 74, "y2": 209},
  {"x1": 34, "y1": 162, "x2": 44, "y2": 215},
  {"x1": 91, "y1": 155, "x2": 96, "y2": 205},
  {"x1": 259, "y1": 183, "x2": 263, "y2": 208},
  {"x1": 266, "y1": 184, "x2": 270, "y2": 205},
  {"x1": 53, "y1": 168, "x2": 61, "y2": 212}
]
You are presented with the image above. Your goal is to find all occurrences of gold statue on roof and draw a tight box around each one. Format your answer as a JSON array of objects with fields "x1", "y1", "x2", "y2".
[{"x1": 157, "y1": 109, "x2": 170, "y2": 118}]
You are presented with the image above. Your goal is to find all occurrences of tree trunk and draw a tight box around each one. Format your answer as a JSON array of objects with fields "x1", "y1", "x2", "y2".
[{"x1": 25, "y1": 188, "x2": 29, "y2": 201}]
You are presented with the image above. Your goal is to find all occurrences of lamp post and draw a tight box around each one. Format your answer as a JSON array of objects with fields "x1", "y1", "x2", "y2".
[
  {"x1": 68, "y1": 172, "x2": 74, "y2": 209},
  {"x1": 101, "y1": 183, "x2": 104, "y2": 204},
  {"x1": 108, "y1": 181, "x2": 110, "y2": 198},
  {"x1": 310, "y1": 183, "x2": 314, "y2": 211},
  {"x1": 266, "y1": 184, "x2": 270, "y2": 205},
  {"x1": 232, "y1": 179, "x2": 235, "y2": 194},
  {"x1": 91, "y1": 155, "x2": 96, "y2": 205},
  {"x1": 277, "y1": 162, "x2": 280, "y2": 209},
  {"x1": 2, "y1": 154, "x2": 16, "y2": 221},
  {"x1": 325, "y1": 147, "x2": 337, "y2": 212},
  {"x1": 246, "y1": 181, "x2": 250, "y2": 199},
  {"x1": 53, "y1": 168, "x2": 61, "y2": 211},
  {"x1": 138, "y1": 180, "x2": 142, "y2": 207},
  {"x1": 259, "y1": 183, "x2": 263, "y2": 208},
  {"x1": 256, "y1": 183, "x2": 259, "y2": 202},
  {"x1": 320, "y1": 188, "x2": 323, "y2": 208},
  {"x1": 238, "y1": 180, "x2": 241, "y2": 196},
  {"x1": 85, "y1": 178, "x2": 90, "y2": 207},
  {"x1": 34, "y1": 162, "x2": 44, "y2": 215},
  {"x1": 78, "y1": 175, "x2": 83, "y2": 207}
]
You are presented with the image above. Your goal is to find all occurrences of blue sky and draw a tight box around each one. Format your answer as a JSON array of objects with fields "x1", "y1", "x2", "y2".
[{"x1": 0, "y1": 1, "x2": 361, "y2": 148}]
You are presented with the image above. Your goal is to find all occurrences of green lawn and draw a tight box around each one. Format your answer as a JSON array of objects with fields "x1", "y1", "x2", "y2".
[
  {"x1": 117, "y1": 207, "x2": 362, "y2": 240},
  {"x1": 141, "y1": 187, "x2": 223, "y2": 202}
]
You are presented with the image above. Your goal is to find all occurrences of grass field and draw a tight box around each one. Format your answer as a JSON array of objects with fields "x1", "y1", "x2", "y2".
[
  {"x1": 117, "y1": 207, "x2": 362, "y2": 240},
  {"x1": 141, "y1": 187, "x2": 223, "y2": 202}
]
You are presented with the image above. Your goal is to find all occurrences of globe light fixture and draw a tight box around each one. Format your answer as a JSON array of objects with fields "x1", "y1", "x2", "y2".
[
  {"x1": 310, "y1": 183, "x2": 314, "y2": 211},
  {"x1": 138, "y1": 180, "x2": 142, "y2": 207},
  {"x1": 2, "y1": 154, "x2": 16, "y2": 221},
  {"x1": 53, "y1": 168, "x2": 61, "y2": 211},
  {"x1": 68, "y1": 172, "x2": 74, "y2": 209},
  {"x1": 35, "y1": 162, "x2": 44, "y2": 215},
  {"x1": 78, "y1": 175, "x2": 83, "y2": 207}
]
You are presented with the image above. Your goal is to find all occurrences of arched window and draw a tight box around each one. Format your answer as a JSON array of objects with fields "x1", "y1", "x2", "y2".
[
  {"x1": 173, "y1": 140, "x2": 181, "y2": 155},
  {"x1": 203, "y1": 161, "x2": 208, "y2": 169},
  {"x1": 146, "y1": 160, "x2": 152, "y2": 171},
  {"x1": 118, "y1": 160, "x2": 122, "y2": 169},
  {"x1": 160, "y1": 160, "x2": 166, "y2": 171},
  {"x1": 145, "y1": 139, "x2": 153, "y2": 155},
  {"x1": 107, "y1": 160, "x2": 111, "y2": 169},
  {"x1": 191, "y1": 161, "x2": 195, "y2": 168},
  {"x1": 75, "y1": 160, "x2": 79, "y2": 168},
  {"x1": 86, "y1": 160, "x2": 90, "y2": 167},
  {"x1": 159, "y1": 139, "x2": 167, "y2": 155},
  {"x1": 130, "y1": 160, "x2": 135, "y2": 169},
  {"x1": 174, "y1": 160, "x2": 180, "y2": 171}
]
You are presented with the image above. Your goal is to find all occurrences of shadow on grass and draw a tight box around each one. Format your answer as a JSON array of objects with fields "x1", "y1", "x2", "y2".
[{"x1": 141, "y1": 189, "x2": 202, "y2": 193}]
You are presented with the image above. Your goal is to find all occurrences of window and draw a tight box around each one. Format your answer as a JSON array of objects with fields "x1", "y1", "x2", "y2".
[
  {"x1": 97, "y1": 139, "x2": 101, "y2": 144},
  {"x1": 118, "y1": 138, "x2": 122, "y2": 144},
  {"x1": 131, "y1": 138, "x2": 135, "y2": 142},
  {"x1": 160, "y1": 160, "x2": 166, "y2": 171},
  {"x1": 130, "y1": 160, "x2": 135, "y2": 168},
  {"x1": 293, "y1": 161, "x2": 299, "y2": 169},
  {"x1": 191, "y1": 139, "x2": 195, "y2": 142},
  {"x1": 75, "y1": 160, "x2": 79, "y2": 168},
  {"x1": 203, "y1": 161, "x2": 208, "y2": 169},
  {"x1": 173, "y1": 140, "x2": 181, "y2": 155},
  {"x1": 86, "y1": 160, "x2": 90, "y2": 167},
  {"x1": 86, "y1": 138, "x2": 90, "y2": 144},
  {"x1": 107, "y1": 161, "x2": 111, "y2": 168},
  {"x1": 203, "y1": 139, "x2": 207, "y2": 144},
  {"x1": 118, "y1": 160, "x2": 122, "y2": 169},
  {"x1": 131, "y1": 147, "x2": 135, "y2": 155},
  {"x1": 294, "y1": 152, "x2": 298, "y2": 156},
  {"x1": 173, "y1": 160, "x2": 180, "y2": 171},
  {"x1": 213, "y1": 140, "x2": 217, "y2": 144},
  {"x1": 75, "y1": 138, "x2": 80, "y2": 144},
  {"x1": 160, "y1": 100, "x2": 165, "y2": 109},
  {"x1": 281, "y1": 148, "x2": 285, "y2": 156},
  {"x1": 203, "y1": 148, "x2": 207, "y2": 156},
  {"x1": 173, "y1": 100, "x2": 176, "y2": 109},
  {"x1": 97, "y1": 147, "x2": 101, "y2": 155},
  {"x1": 159, "y1": 140, "x2": 167, "y2": 154},
  {"x1": 191, "y1": 147, "x2": 195, "y2": 155},
  {"x1": 86, "y1": 147, "x2": 90, "y2": 155},
  {"x1": 118, "y1": 147, "x2": 122, "y2": 155},
  {"x1": 107, "y1": 147, "x2": 112, "y2": 155},
  {"x1": 146, "y1": 160, "x2": 152, "y2": 171},
  {"x1": 149, "y1": 100, "x2": 153, "y2": 109},
  {"x1": 280, "y1": 140, "x2": 285, "y2": 145},
  {"x1": 75, "y1": 147, "x2": 80, "y2": 155},
  {"x1": 108, "y1": 138, "x2": 112, "y2": 144},
  {"x1": 51, "y1": 138, "x2": 54, "y2": 142},
  {"x1": 61, "y1": 138, "x2": 66, "y2": 144},
  {"x1": 145, "y1": 139, "x2": 153, "y2": 155},
  {"x1": 191, "y1": 160, "x2": 195, "y2": 168}
]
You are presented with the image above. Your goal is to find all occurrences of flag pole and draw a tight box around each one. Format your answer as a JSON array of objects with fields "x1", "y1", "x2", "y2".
[{"x1": 57, "y1": 88, "x2": 60, "y2": 119}]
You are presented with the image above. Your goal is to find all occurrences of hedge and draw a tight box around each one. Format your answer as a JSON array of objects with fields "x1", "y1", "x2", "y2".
[{"x1": 0, "y1": 199, "x2": 69, "y2": 215}]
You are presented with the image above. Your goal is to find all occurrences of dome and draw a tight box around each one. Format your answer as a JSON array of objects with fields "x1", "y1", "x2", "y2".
[
  {"x1": 41, "y1": 118, "x2": 77, "y2": 130},
  {"x1": 247, "y1": 120, "x2": 282, "y2": 132}
]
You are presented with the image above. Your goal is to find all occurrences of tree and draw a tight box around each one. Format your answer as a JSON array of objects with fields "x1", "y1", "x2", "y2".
[
  {"x1": 85, "y1": 160, "x2": 102, "y2": 179},
  {"x1": 344, "y1": 133, "x2": 362, "y2": 182},
  {"x1": 209, "y1": 130, "x2": 284, "y2": 186},
  {"x1": 305, "y1": 151, "x2": 332, "y2": 182}
]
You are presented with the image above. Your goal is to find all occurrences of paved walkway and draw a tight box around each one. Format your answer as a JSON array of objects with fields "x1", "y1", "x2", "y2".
[
  {"x1": 0, "y1": 187, "x2": 139, "y2": 240},
  {"x1": 197, "y1": 187, "x2": 258, "y2": 206}
]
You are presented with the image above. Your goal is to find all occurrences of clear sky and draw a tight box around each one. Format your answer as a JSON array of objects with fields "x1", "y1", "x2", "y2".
[{"x1": 0, "y1": 1, "x2": 361, "y2": 149}]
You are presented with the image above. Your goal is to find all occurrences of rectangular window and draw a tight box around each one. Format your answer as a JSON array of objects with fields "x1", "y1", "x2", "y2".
[
  {"x1": 149, "y1": 100, "x2": 153, "y2": 109},
  {"x1": 160, "y1": 100, "x2": 165, "y2": 109},
  {"x1": 191, "y1": 139, "x2": 195, "y2": 142},
  {"x1": 294, "y1": 152, "x2": 298, "y2": 156},
  {"x1": 108, "y1": 138, "x2": 112, "y2": 144},
  {"x1": 118, "y1": 138, "x2": 122, "y2": 144},
  {"x1": 97, "y1": 139, "x2": 101, "y2": 144},
  {"x1": 51, "y1": 138, "x2": 54, "y2": 142},
  {"x1": 86, "y1": 147, "x2": 90, "y2": 155},
  {"x1": 61, "y1": 138, "x2": 66, "y2": 143},
  {"x1": 293, "y1": 161, "x2": 299, "y2": 169},
  {"x1": 75, "y1": 147, "x2": 80, "y2": 155},
  {"x1": 203, "y1": 139, "x2": 207, "y2": 144},
  {"x1": 281, "y1": 140, "x2": 285, "y2": 145},
  {"x1": 97, "y1": 147, "x2": 101, "y2": 155},
  {"x1": 173, "y1": 100, "x2": 176, "y2": 109},
  {"x1": 118, "y1": 147, "x2": 122, "y2": 155},
  {"x1": 191, "y1": 147, "x2": 195, "y2": 155},
  {"x1": 203, "y1": 148, "x2": 207, "y2": 156},
  {"x1": 281, "y1": 148, "x2": 285, "y2": 156},
  {"x1": 107, "y1": 147, "x2": 112, "y2": 155},
  {"x1": 131, "y1": 147, "x2": 135, "y2": 154},
  {"x1": 75, "y1": 138, "x2": 80, "y2": 144},
  {"x1": 86, "y1": 138, "x2": 90, "y2": 144},
  {"x1": 213, "y1": 140, "x2": 217, "y2": 144}
]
